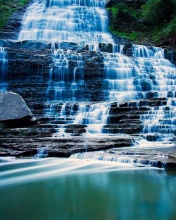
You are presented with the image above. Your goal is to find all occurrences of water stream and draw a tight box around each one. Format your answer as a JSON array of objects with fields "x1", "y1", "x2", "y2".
[
  {"x1": 0, "y1": 157, "x2": 176, "y2": 220},
  {"x1": 46, "y1": 49, "x2": 85, "y2": 102},
  {"x1": 18, "y1": 0, "x2": 113, "y2": 44},
  {"x1": 17, "y1": 0, "x2": 176, "y2": 142},
  {"x1": 0, "y1": 47, "x2": 8, "y2": 91}
]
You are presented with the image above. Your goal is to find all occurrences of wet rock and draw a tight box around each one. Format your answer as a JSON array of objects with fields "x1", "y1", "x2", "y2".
[
  {"x1": 69, "y1": 147, "x2": 176, "y2": 169},
  {"x1": 0, "y1": 136, "x2": 135, "y2": 157},
  {"x1": 65, "y1": 124, "x2": 87, "y2": 136},
  {"x1": 55, "y1": 42, "x2": 85, "y2": 51},
  {"x1": 99, "y1": 43, "x2": 113, "y2": 53},
  {"x1": 164, "y1": 48, "x2": 176, "y2": 65},
  {"x1": 0, "y1": 91, "x2": 33, "y2": 125},
  {"x1": 105, "y1": 147, "x2": 176, "y2": 169},
  {"x1": 123, "y1": 44, "x2": 133, "y2": 57},
  {"x1": 20, "y1": 40, "x2": 50, "y2": 50},
  {"x1": 146, "y1": 91, "x2": 158, "y2": 99}
]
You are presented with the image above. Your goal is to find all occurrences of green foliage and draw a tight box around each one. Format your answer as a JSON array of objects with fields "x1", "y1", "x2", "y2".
[
  {"x1": 141, "y1": 0, "x2": 176, "y2": 41},
  {"x1": 163, "y1": 17, "x2": 176, "y2": 36},
  {"x1": 108, "y1": 2, "x2": 140, "y2": 22},
  {"x1": 111, "y1": 29, "x2": 139, "y2": 41},
  {"x1": 142, "y1": 0, "x2": 176, "y2": 25},
  {"x1": 107, "y1": 2, "x2": 143, "y2": 42},
  {"x1": 0, "y1": 0, "x2": 29, "y2": 30},
  {"x1": 107, "y1": 0, "x2": 176, "y2": 44},
  {"x1": 119, "y1": 3, "x2": 139, "y2": 19},
  {"x1": 20, "y1": 0, "x2": 28, "y2": 6}
]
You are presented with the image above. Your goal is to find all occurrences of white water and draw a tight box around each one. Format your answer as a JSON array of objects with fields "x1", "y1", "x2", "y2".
[
  {"x1": 18, "y1": 0, "x2": 113, "y2": 45},
  {"x1": 80, "y1": 46, "x2": 176, "y2": 138},
  {"x1": 71, "y1": 151, "x2": 139, "y2": 165},
  {"x1": 74, "y1": 102, "x2": 110, "y2": 134},
  {"x1": 0, "y1": 47, "x2": 8, "y2": 91},
  {"x1": 105, "y1": 46, "x2": 176, "y2": 101},
  {"x1": 0, "y1": 157, "x2": 141, "y2": 188},
  {"x1": 43, "y1": 44, "x2": 176, "y2": 139},
  {"x1": 141, "y1": 101, "x2": 176, "y2": 141},
  {"x1": 46, "y1": 49, "x2": 84, "y2": 102},
  {"x1": 18, "y1": 0, "x2": 176, "y2": 142}
]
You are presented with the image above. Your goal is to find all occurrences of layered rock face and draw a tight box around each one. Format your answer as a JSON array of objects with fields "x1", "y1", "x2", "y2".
[
  {"x1": 0, "y1": 0, "x2": 176, "y2": 169},
  {"x1": 0, "y1": 40, "x2": 176, "y2": 162}
]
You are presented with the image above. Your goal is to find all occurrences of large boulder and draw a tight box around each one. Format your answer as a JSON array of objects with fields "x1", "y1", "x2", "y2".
[{"x1": 0, "y1": 91, "x2": 33, "y2": 123}]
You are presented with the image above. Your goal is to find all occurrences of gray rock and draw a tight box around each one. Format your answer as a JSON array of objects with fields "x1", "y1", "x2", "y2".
[
  {"x1": 164, "y1": 48, "x2": 176, "y2": 65},
  {"x1": 0, "y1": 136, "x2": 135, "y2": 157},
  {"x1": 0, "y1": 91, "x2": 33, "y2": 122},
  {"x1": 99, "y1": 43, "x2": 113, "y2": 53},
  {"x1": 123, "y1": 44, "x2": 134, "y2": 57}
]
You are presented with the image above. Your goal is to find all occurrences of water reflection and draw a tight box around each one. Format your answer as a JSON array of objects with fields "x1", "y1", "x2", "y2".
[{"x1": 0, "y1": 158, "x2": 176, "y2": 220}]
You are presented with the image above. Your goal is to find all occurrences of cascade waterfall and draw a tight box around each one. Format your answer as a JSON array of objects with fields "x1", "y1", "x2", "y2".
[
  {"x1": 18, "y1": 0, "x2": 113, "y2": 44},
  {"x1": 1, "y1": 3, "x2": 176, "y2": 218},
  {"x1": 17, "y1": 0, "x2": 176, "y2": 144}
]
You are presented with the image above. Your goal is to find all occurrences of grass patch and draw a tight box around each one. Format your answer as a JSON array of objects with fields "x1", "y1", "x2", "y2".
[{"x1": 112, "y1": 30, "x2": 139, "y2": 41}]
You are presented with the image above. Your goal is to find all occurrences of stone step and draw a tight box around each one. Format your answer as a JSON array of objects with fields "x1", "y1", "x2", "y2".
[{"x1": 0, "y1": 127, "x2": 56, "y2": 138}]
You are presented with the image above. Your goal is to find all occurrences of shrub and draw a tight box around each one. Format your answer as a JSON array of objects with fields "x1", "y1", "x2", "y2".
[
  {"x1": 142, "y1": 0, "x2": 176, "y2": 25},
  {"x1": 163, "y1": 16, "x2": 176, "y2": 36}
]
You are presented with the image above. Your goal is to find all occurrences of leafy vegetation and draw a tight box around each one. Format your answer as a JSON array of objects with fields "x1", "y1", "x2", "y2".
[
  {"x1": 107, "y1": 0, "x2": 176, "y2": 45},
  {"x1": 0, "y1": 0, "x2": 29, "y2": 30},
  {"x1": 142, "y1": 0, "x2": 176, "y2": 25}
]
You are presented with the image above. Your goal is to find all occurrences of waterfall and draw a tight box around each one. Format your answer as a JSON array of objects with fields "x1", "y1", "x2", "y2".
[
  {"x1": 104, "y1": 46, "x2": 176, "y2": 101},
  {"x1": 18, "y1": 0, "x2": 176, "y2": 143},
  {"x1": 70, "y1": 151, "x2": 135, "y2": 165},
  {"x1": 73, "y1": 45, "x2": 176, "y2": 139},
  {"x1": 74, "y1": 102, "x2": 110, "y2": 135},
  {"x1": 18, "y1": 0, "x2": 113, "y2": 45},
  {"x1": 34, "y1": 148, "x2": 48, "y2": 158},
  {"x1": 46, "y1": 49, "x2": 85, "y2": 102},
  {"x1": 0, "y1": 47, "x2": 8, "y2": 91},
  {"x1": 141, "y1": 99, "x2": 176, "y2": 141}
]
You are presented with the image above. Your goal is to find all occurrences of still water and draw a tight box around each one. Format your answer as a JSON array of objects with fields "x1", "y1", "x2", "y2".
[{"x1": 0, "y1": 157, "x2": 176, "y2": 220}]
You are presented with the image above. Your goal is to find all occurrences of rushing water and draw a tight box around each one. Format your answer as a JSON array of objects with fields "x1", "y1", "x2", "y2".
[
  {"x1": 0, "y1": 47, "x2": 8, "y2": 91},
  {"x1": 18, "y1": 0, "x2": 113, "y2": 44},
  {"x1": 17, "y1": 0, "x2": 176, "y2": 140},
  {"x1": 43, "y1": 45, "x2": 176, "y2": 138},
  {"x1": 103, "y1": 46, "x2": 176, "y2": 140},
  {"x1": 0, "y1": 158, "x2": 176, "y2": 220},
  {"x1": 46, "y1": 49, "x2": 85, "y2": 102}
]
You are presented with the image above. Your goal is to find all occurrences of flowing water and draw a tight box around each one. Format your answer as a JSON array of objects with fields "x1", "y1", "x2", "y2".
[
  {"x1": 46, "y1": 49, "x2": 85, "y2": 102},
  {"x1": 45, "y1": 45, "x2": 176, "y2": 138},
  {"x1": 0, "y1": 157, "x2": 176, "y2": 220},
  {"x1": 0, "y1": 47, "x2": 8, "y2": 91},
  {"x1": 1, "y1": 1, "x2": 176, "y2": 217},
  {"x1": 18, "y1": 0, "x2": 113, "y2": 44},
  {"x1": 17, "y1": 0, "x2": 176, "y2": 140}
]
